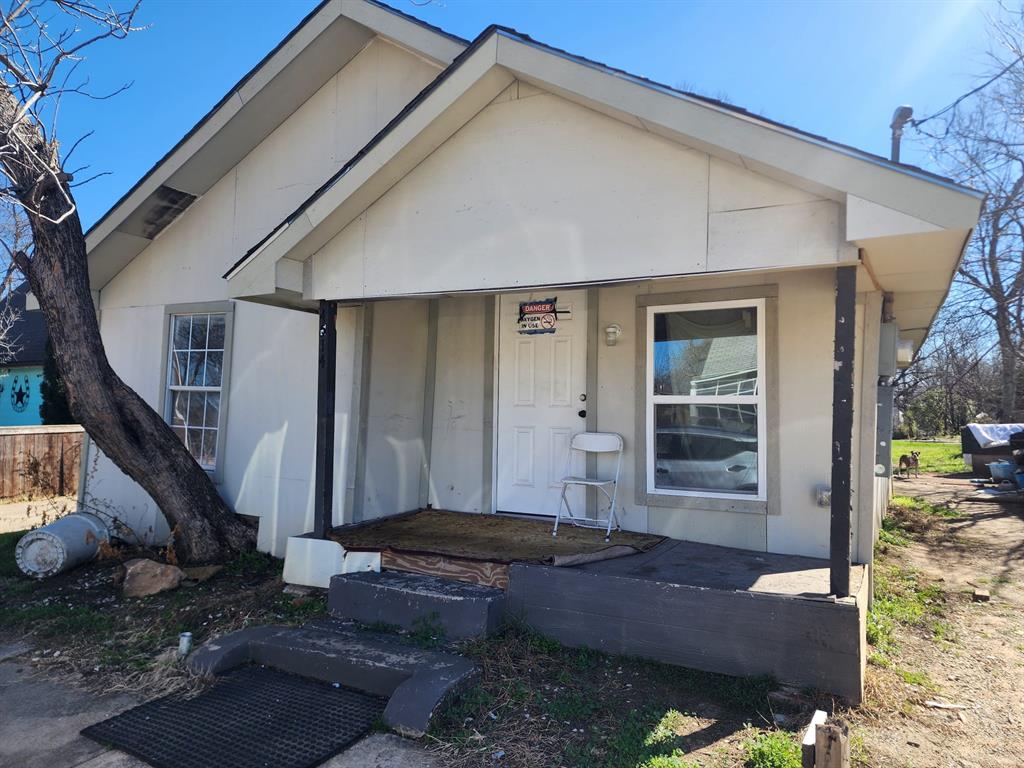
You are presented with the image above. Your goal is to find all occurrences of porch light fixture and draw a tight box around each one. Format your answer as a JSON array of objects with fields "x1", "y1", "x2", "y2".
[{"x1": 604, "y1": 323, "x2": 622, "y2": 346}]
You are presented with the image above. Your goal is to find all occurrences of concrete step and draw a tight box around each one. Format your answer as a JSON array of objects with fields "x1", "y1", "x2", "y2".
[
  {"x1": 329, "y1": 570, "x2": 505, "y2": 640},
  {"x1": 188, "y1": 622, "x2": 477, "y2": 737}
]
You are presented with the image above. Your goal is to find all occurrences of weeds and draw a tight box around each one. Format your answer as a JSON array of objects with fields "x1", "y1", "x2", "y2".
[
  {"x1": 742, "y1": 730, "x2": 801, "y2": 768},
  {"x1": 431, "y1": 623, "x2": 778, "y2": 768},
  {"x1": 867, "y1": 564, "x2": 947, "y2": 665},
  {"x1": 409, "y1": 612, "x2": 446, "y2": 649},
  {"x1": 0, "y1": 530, "x2": 24, "y2": 578}
]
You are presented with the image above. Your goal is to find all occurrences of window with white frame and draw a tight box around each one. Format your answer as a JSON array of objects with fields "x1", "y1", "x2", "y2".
[
  {"x1": 646, "y1": 299, "x2": 766, "y2": 500},
  {"x1": 166, "y1": 312, "x2": 227, "y2": 471}
]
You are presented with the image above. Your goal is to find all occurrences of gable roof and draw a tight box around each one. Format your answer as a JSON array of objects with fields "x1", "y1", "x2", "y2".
[
  {"x1": 85, "y1": 0, "x2": 467, "y2": 289},
  {"x1": 227, "y1": 23, "x2": 980, "y2": 282},
  {"x1": 223, "y1": 23, "x2": 981, "y2": 287}
]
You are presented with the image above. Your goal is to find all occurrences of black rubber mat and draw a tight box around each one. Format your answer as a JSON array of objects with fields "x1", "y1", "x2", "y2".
[{"x1": 81, "y1": 665, "x2": 386, "y2": 768}]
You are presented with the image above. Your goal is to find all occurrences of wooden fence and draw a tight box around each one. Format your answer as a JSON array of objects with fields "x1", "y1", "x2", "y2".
[{"x1": 0, "y1": 424, "x2": 84, "y2": 500}]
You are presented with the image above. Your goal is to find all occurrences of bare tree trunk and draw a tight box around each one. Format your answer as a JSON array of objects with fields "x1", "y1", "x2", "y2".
[
  {"x1": 0, "y1": 87, "x2": 254, "y2": 563},
  {"x1": 997, "y1": 326, "x2": 1018, "y2": 421}
]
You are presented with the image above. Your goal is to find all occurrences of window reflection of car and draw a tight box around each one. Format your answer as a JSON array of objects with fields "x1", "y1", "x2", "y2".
[{"x1": 655, "y1": 426, "x2": 757, "y2": 493}]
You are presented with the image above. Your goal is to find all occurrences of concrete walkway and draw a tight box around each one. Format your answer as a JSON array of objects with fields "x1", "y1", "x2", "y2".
[{"x1": 0, "y1": 643, "x2": 438, "y2": 768}]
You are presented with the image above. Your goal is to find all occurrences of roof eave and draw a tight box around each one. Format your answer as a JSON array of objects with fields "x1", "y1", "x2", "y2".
[{"x1": 85, "y1": 0, "x2": 467, "y2": 290}]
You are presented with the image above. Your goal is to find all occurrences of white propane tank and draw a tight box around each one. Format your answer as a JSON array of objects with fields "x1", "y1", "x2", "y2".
[{"x1": 14, "y1": 513, "x2": 110, "y2": 578}]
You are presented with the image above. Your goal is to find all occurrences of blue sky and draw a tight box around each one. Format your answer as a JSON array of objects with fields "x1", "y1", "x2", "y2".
[{"x1": 67, "y1": 0, "x2": 994, "y2": 230}]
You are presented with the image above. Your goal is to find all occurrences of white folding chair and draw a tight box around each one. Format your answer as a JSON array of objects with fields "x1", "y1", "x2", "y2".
[{"x1": 552, "y1": 432, "x2": 624, "y2": 541}]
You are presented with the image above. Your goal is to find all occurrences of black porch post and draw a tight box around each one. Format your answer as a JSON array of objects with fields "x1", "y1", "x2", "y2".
[
  {"x1": 830, "y1": 266, "x2": 857, "y2": 597},
  {"x1": 314, "y1": 299, "x2": 338, "y2": 539}
]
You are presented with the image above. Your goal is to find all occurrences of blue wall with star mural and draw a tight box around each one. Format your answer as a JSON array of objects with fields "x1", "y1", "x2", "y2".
[{"x1": 0, "y1": 365, "x2": 44, "y2": 426}]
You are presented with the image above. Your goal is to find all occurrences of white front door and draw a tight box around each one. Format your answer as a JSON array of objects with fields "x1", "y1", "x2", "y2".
[{"x1": 496, "y1": 290, "x2": 588, "y2": 515}]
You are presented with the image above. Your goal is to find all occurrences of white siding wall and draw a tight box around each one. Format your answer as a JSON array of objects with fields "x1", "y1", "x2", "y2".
[
  {"x1": 86, "y1": 39, "x2": 441, "y2": 555},
  {"x1": 361, "y1": 299, "x2": 429, "y2": 520},
  {"x1": 311, "y1": 86, "x2": 854, "y2": 301},
  {"x1": 428, "y1": 295, "x2": 489, "y2": 513}
]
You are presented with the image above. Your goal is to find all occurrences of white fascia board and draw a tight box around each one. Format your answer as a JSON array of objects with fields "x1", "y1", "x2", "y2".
[
  {"x1": 494, "y1": 33, "x2": 983, "y2": 232},
  {"x1": 342, "y1": 0, "x2": 465, "y2": 65},
  {"x1": 237, "y1": 0, "x2": 348, "y2": 104}
]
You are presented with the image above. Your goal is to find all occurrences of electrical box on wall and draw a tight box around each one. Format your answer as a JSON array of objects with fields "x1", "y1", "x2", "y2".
[{"x1": 878, "y1": 322, "x2": 900, "y2": 378}]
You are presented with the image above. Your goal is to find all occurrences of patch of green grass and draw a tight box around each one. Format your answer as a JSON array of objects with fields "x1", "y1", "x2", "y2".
[
  {"x1": 563, "y1": 707, "x2": 701, "y2": 768},
  {"x1": 743, "y1": 730, "x2": 801, "y2": 768},
  {"x1": 272, "y1": 593, "x2": 327, "y2": 624},
  {"x1": 428, "y1": 685, "x2": 496, "y2": 737},
  {"x1": 223, "y1": 550, "x2": 281, "y2": 577},
  {"x1": 547, "y1": 690, "x2": 599, "y2": 721},
  {"x1": 0, "y1": 602, "x2": 114, "y2": 638},
  {"x1": 898, "y1": 668, "x2": 935, "y2": 689},
  {"x1": 889, "y1": 495, "x2": 958, "y2": 518},
  {"x1": 0, "y1": 530, "x2": 26, "y2": 578},
  {"x1": 867, "y1": 564, "x2": 947, "y2": 664},
  {"x1": 408, "y1": 612, "x2": 446, "y2": 649},
  {"x1": 891, "y1": 440, "x2": 963, "y2": 475},
  {"x1": 878, "y1": 516, "x2": 911, "y2": 548}
]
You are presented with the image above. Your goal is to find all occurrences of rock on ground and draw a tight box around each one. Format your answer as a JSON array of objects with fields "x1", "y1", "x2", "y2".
[{"x1": 121, "y1": 558, "x2": 185, "y2": 598}]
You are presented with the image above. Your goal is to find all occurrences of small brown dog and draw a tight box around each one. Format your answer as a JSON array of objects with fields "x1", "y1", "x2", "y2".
[{"x1": 898, "y1": 450, "x2": 920, "y2": 477}]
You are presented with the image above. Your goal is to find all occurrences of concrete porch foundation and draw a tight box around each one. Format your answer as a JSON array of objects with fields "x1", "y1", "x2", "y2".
[
  {"x1": 329, "y1": 571, "x2": 505, "y2": 639},
  {"x1": 507, "y1": 540, "x2": 869, "y2": 702}
]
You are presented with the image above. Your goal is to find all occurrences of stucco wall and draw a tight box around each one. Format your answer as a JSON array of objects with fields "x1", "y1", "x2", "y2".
[{"x1": 85, "y1": 38, "x2": 441, "y2": 554}]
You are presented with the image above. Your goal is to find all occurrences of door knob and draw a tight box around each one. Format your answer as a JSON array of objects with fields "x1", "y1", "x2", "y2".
[{"x1": 578, "y1": 409, "x2": 587, "y2": 418}]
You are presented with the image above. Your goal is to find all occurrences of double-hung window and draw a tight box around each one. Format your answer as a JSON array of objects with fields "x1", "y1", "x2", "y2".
[
  {"x1": 646, "y1": 299, "x2": 766, "y2": 500},
  {"x1": 166, "y1": 312, "x2": 227, "y2": 472}
]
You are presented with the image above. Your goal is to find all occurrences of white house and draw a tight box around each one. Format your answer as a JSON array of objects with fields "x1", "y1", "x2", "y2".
[{"x1": 80, "y1": 0, "x2": 981, "y2": 699}]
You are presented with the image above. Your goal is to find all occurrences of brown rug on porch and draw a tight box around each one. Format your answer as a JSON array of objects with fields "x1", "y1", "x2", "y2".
[{"x1": 331, "y1": 510, "x2": 664, "y2": 567}]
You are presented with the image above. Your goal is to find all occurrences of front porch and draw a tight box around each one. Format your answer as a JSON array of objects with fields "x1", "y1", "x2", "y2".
[{"x1": 315, "y1": 509, "x2": 868, "y2": 701}]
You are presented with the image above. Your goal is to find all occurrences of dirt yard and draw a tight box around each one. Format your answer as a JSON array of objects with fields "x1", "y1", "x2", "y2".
[
  {"x1": 1, "y1": 473, "x2": 1020, "y2": 768},
  {"x1": 846, "y1": 473, "x2": 1024, "y2": 768}
]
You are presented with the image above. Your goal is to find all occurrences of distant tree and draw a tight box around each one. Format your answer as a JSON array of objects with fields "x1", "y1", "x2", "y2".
[
  {"x1": 0, "y1": 1, "x2": 254, "y2": 562},
  {"x1": 0, "y1": 204, "x2": 27, "y2": 363},
  {"x1": 39, "y1": 339, "x2": 72, "y2": 424},
  {"x1": 914, "y1": 5, "x2": 1024, "y2": 422}
]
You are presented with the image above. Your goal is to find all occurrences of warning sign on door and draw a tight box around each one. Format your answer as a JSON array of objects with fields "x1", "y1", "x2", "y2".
[{"x1": 517, "y1": 298, "x2": 558, "y2": 335}]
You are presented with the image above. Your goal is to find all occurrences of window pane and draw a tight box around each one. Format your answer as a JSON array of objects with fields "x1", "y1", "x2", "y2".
[
  {"x1": 200, "y1": 428, "x2": 217, "y2": 468},
  {"x1": 186, "y1": 427, "x2": 202, "y2": 458},
  {"x1": 204, "y1": 393, "x2": 220, "y2": 428},
  {"x1": 653, "y1": 307, "x2": 757, "y2": 396},
  {"x1": 173, "y1": 316, "x2": 191, "y2": 351},
  {"x1": 189, "y1": 314, "x2": 209, "y2": 350},
  {"x1": 208, "y1": 315, "x2": 225, "y2": 350},
  {"x1": 172, "y1": 426, "x2": 187, "y2": 446},
  {"x1": 204, "y1": 351, "x2": 223, "y2": 387},
  {"x1": 186, "y1": 392, "x2": 206, "y2": 427},
  {"x1": 170, "y1": 392, "x2": 188, "y2": 426},
  {"x1": 654, "y1": 403, "x2": 758, "y2": 494},
  {"x1": 186, "y1": 351, "x2": 206, "y2": 386}
]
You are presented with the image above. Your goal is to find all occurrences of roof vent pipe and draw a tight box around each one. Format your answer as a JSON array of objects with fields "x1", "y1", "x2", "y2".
[{"x1": 890, "y1": 105, "x2": 914, "y2": 163}]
